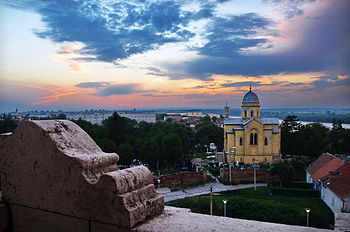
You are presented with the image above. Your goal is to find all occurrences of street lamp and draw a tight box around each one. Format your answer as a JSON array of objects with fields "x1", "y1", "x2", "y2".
[
  {"x1": 305, "y1": 208, "x2": 311, "y2": 227},
  {"x1": 157, "y1": 179, "x2": 161, "y2": 189},
  {"x1": 223, "y1": 200, "x2": 228, "y2": 217}
]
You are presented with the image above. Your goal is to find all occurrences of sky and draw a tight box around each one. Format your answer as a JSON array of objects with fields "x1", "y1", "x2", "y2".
[{"x1": 0, "y1": 0, "x2": 349, "y2": 112}]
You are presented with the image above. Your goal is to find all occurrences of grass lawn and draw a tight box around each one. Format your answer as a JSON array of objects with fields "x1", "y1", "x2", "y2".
[{"x1": 166, "y1": 187, "x2": 334, "y2": 229}]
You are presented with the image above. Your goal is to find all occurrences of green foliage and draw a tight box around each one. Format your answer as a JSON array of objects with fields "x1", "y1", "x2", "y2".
[
  {"x1": 166, "y1": 187, "x2": 334, "y2": 229},
  {"x1": 195, "y1": 118, "x2": 224, "y2": 151},
  {"x1": 271, "y1": 161, "x2": 295, "y2": 184},
  {"x1": 54, "y1": 113, "x2": 67, "y2": 119},
  {"x1": 270, "y1": 182, "x2": 313, "y2": 189},
  {"x1": 329, "y1": 119, "x2": 350, "y2": 154},
  {"x1": 204, "y1": 165, "x2": 220, "y2": 177},
  {"x1": 270, "y1": 187, "x2": 320, "y2": 198},
  {"x1": 281, "y1": 115, "x2": 350, "y2": 157},
  {"x1": 0, "y1": 118, "x2": 17, "y2": 133},
  {"x1": 117, "y1": 143, "x2": 134, "y2": 164}
]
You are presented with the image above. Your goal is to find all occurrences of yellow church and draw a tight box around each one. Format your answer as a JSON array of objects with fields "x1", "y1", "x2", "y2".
[{"x1": 224, "y1": 87, "x2": 281, "y2": 164}]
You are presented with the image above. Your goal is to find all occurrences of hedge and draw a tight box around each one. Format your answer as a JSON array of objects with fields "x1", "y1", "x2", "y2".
[
  {"x1": 282, "y1": 182, "x2": 313, "y2": 189},
  {"x1": 269, "y1": 182, "x2": 313, "y2": 189},
  {"x1": 271, "y1": 187, "x2": 320, "y2": 198}
]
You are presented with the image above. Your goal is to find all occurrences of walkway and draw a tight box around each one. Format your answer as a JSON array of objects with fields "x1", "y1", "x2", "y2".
[{"x1": 157, "y1": 182, "x2": 267, "y2": 202}]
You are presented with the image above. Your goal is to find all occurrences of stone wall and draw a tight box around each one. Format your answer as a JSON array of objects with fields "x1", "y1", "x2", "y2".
[
  {"x1": 155, "y1": 171, "x2": 207, "y2": 188},
  {"x1": 220, "y1": 168, "x2": 279, "y2": 184},
  {"x1": 0, "y1": 120, "x2": 163, "y2": 230}
]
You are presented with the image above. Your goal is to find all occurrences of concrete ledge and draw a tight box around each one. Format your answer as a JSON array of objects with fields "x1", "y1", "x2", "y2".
[
  {"x1": 136, "y1": 206, "x2": 332, "y2": 232},
  {"x1": 334, "y1": 213, "x2": 350, "y2": 232}
]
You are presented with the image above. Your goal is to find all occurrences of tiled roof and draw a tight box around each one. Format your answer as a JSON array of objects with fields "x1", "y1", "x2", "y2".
[
  {"x1": 224, "y1": 118, "x2": 242, "y2": 125},
  {"x1": 325, "y1": 162, "x2": 350, "y2": 199},
  {"x1": 260, "y1": 118, "x2": 280, "y2": 125},
  {"x1": 224, "y1": 117, "x2": 280, "y2": 125},
  {"x1": 307, "y1": 153, "x2": 335, "y2": 175},
  {"x1": 307, "y1": 153, "x2": 343, "y2": 182}
]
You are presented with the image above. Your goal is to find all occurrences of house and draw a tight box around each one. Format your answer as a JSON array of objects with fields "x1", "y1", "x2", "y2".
[
  {"x1": 320, "y1": 162, "x2": 350, "y2": 213},
  {"x1": 306, "y1": 153, "x2": 343, "y2": 190}
]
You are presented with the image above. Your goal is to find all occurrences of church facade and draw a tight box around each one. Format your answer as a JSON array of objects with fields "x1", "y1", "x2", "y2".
[{"x1": 224, "y1": 88, "x2": 281, "y2": 164}]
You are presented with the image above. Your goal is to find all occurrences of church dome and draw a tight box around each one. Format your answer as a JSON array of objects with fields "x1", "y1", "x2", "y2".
[{"x1": 242, "y1": 90, "x2": 259, "y2": 104}]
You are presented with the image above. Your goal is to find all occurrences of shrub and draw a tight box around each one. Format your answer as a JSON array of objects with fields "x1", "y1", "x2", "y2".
[{"x1": 271, "y1": 187, "x2": 320, "y2": 198}]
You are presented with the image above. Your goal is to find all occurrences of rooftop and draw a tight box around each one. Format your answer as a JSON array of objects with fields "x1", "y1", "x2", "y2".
[
  {"x1": 324, "y1": 162, "x2": 350, "y2": 199},
  {"x1": 307, "y1": 153, "x2": 343, "y2": 182}
]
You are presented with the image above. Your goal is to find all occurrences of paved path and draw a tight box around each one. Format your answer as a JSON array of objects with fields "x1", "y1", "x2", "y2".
[{"x1": 157, "y1": 182, "x2": 267, "y2": 202}]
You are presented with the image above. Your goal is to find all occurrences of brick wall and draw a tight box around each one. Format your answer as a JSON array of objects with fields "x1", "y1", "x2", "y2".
[
  {"x1": 220, "y1": 169, "x2": 279, "y2": 184},
  {"x1": 154, "y1": 171, "x2": 207, "y2": 188}
]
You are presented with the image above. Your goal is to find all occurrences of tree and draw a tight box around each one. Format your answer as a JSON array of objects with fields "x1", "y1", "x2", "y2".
[
  {"x1": 195, "y1": 120, "x2": 224, "y2": 151},
  {"x1": 54, "y1": 113, "x2": 67, "y2": 119},
  {"x1": 161, "y1": 133, "x2": 182, "y2": 166},
  {"x1": 271, "y1": 161, "x2": 295, "y2": 185},
  {"x1": 0, "y1": 118, "x2": 17, "y2": 133},
  {"x1": 281, "y1": 115, "x2": 304, "y2": 155},
  {"x1": 117, "y1": 143, "x2": 134, "y2": 165},
  {"x1": 299, "y1": 123, "x2": 329, "y2": 157},
  {"x1": 102, "y1": 112, "x2": 137, "y2": 146}
]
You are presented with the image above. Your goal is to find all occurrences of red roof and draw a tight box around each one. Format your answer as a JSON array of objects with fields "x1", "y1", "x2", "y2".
[
  {"x1": 307, "y1": 153, "x2": 334, "y2": 175},
  {"x1": 307, "y1": 153, "x2": 343, "y2": 182},
  {"x1": 325, "y1": 162, "x2": 350, "y2": 199}
]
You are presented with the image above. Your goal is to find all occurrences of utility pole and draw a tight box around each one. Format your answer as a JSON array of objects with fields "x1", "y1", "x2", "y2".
[{"x1": 210, "y1": 183, "x2": 213, "y2": 215}]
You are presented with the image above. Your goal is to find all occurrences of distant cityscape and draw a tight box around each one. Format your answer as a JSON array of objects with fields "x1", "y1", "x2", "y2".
[{"x1": 2, "y1": 107, "x2": 350, "y2": 126}]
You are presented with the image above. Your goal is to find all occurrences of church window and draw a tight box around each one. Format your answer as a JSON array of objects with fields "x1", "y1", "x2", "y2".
[
  {"x1": 251, "y1": 110, "x2": 254, "y2": 117},
  {"x1": 239, "y1": 137, "x2": 243, "y2": 145},
  {"x1": 250, "y1": 133, "x2": 258, "y2": 145},
  {"x1": 254, "y1": 133, "x2": 258, "y2": 145},
  {"x1": 252, "y1": 158, "x2": 255, "y2": 162},
  {"x1": 245, "y1": 110, "x2": 247, "y2": 117},
  {"x1": 264, "y1": 158, "x2": 267, "y2": 162},
  {"x1": 240, "y1": 158, "x2": 243, "y2": 162},
  {"x1": 265, "y1": 137, "x2": 268, "y2": 145}
]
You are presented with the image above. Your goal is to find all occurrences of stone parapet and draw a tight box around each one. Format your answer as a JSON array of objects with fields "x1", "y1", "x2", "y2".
[
  {"x1": 334, "y1": 213, "x2": 350, "y2": 232},
  {"x1": 0, "y1": 120, "x2": 163, "y2": 228}
]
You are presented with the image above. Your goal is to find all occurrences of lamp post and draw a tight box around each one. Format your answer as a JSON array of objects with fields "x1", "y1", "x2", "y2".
[
  {"x1": 157, "y1": 179, "x2": 161, "y2": 189},
  {"x1": 210, "y1": 183, "x2": 213, "y2": 215},
  {"x1": 223, "y1": 200, "x2": 228, "y2": 217},
  {"x1": 305, "y1": 208, "x2": 311, "y2": 227}
]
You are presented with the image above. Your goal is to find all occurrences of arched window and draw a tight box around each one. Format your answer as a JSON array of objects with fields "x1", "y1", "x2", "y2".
[
  {"x1": 257, "y1": 110, "x2": 259, "y2": 117},
  {"x1": 251, "y1": 110, "x2": 254, "y2": 117},
  {"x1": 265, "y1": 137, "x2": 268, "y2": 145},
  {"x1": 244, "y1": 110, "x2": 247, "y2": 117},
  {"x1": 239, "y1": 137, "x2": 243, "y2": 146},
  {"x1": 250, "y1": 133, "x2": 258, "y2": 145},
  {"x1": 254, "y1": 133, "x2": 258, "y2": 145}
]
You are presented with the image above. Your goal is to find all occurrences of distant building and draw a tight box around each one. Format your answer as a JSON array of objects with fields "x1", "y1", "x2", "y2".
[
  {"x1": 120, "y1": 113, "x2": 156, "y2": 123},
  {"x1": 224, "y1": 102, "x2": 230, "y2": 118},
  {"x1": 224, "y1": 87, "x2": 281, "y2": 164},
  {"x1": 66, "y1": 112, "x2": 112, "y2": 124}
]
